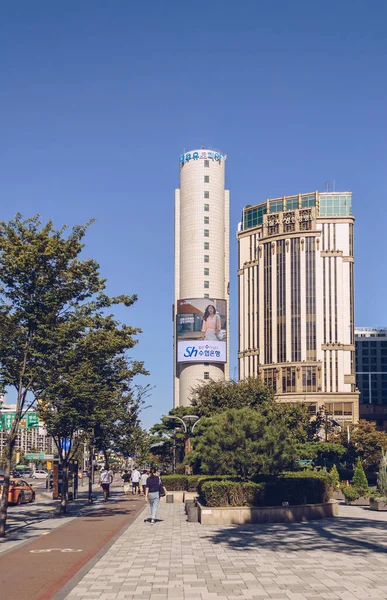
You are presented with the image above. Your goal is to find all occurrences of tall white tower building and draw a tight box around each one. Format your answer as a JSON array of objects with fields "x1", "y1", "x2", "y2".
[{"x1": 174, "y1": 149, "x2": 230, "y2": 407}]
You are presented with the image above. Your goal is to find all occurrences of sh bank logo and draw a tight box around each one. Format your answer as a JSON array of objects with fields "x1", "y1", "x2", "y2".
[{"x1": 184, "y1": 346, "x2": 198, "y2": 358}]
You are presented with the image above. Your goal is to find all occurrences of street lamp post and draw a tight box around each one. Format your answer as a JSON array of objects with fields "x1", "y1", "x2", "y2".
[{"x1": 162, "y1": 414, "x2": 201, "y2": 474}]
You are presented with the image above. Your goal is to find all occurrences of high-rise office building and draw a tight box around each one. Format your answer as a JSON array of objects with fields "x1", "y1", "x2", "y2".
[
  {"x1": 355, "y1": 328, "x2": 387, "y2": 429},
  {"x1": 237, "y1": 191, "x2": 359, "y2": 423},
  {"x1": 174, "y1": 149, "x2": 230, "y2": 407}
]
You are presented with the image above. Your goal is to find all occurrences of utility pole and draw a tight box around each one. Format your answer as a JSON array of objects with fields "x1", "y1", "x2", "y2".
[{"x1": 88, "y1": 429, "x2": 94, "y2": 504}]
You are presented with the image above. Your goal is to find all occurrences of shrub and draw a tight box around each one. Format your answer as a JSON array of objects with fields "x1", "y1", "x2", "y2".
[
  {"x1": 352, "y1": 457, "x2": 368, "y2": 494},
  {"x1": 377, "y1": 450, "x2": 387, "y2": 496},
  {"x1": 161, "y1": 475, "x2": 187, "y2": 491},
  {"x1": 264, "y1": 472, "x2": 331, "y2": 506},
  {"x1": 200, "y1": 473, "x2": 331, "y2": 507},
  {"x1": 200, "y1": 481, "x2": 230, "y2": 507},
  {"x1": 329, "y1": 464, "x2": 340, "y2": 489},
  {"x1": 341, "y1": 483, "x2": 361, "y2": 502}
]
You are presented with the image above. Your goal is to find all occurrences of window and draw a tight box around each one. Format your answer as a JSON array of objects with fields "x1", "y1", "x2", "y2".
[
  {"x1": 283, "y1": 211, "x2": 296, "y2": 233},
  {"x1": 302, "y1": 366, "x2": 317, "y2": 392},
  {"x1": 204, "y1": 160, "x2": 209, "y2": 167},
  {"x1": 204, "y1": 372, "x2": 210, "y2": 380},
  {"x1": 204, "y1": 175, "x2": 209, "y2": 183},
  {"x1": 204, "y1": 242, "x2": 209, "y2": 249},
  {"x1": 282, "y1": 367, "x2": 296, "y2": 393},
  {"x1": 204, "y1": 281, "x2": 209, "y2": 288},
  {"x1": 204, "y1": 191, "x2": 209, "y2": 199},
  {"x1": 204, "y1": 293, "x2": 209, "y2": 298},
  {"x1": 204, "y1": 229, "x2": 209, "y2": 237},
  {"x1": 204, "y1": 216, "x2": 209, "y2": 224},
  {"x1": 204, "y1": 268, "x2": 209, "y2": 276},
  {"x1": 204, "y1": 255, "x2": 209, "y2": 262},
  {"x1": 204, "y1": 203, "x2": 209, "y2": 211}
]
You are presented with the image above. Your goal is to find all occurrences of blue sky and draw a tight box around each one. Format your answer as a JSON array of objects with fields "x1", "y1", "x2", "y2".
[{"x1": 1, "y1": 1, "x2": 386, "y2": 429}]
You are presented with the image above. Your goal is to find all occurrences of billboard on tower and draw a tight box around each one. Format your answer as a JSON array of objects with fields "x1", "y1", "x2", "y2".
[{"x1": 176, "y1": 298, "x2": 227, "y2": 363}]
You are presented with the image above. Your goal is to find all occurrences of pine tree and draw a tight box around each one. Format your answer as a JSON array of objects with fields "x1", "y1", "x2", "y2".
[
  {"x1": 352, "y1": 457, "x2": 368, "y2": 492},
  {"x1": 329, "y1": 464, "x2": 340, "y2": 489},
  {"x1": 377, "y1": 450, "x2": 387, "y2": 496}
]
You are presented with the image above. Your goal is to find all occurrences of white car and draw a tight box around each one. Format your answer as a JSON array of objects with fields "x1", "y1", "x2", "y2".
[{"x1": 32, "y1": 470, "x2": 48, "y2": 479}]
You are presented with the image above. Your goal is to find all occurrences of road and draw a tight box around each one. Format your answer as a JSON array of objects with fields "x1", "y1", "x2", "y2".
[{"x1": 6, "y1": 476, "x2": 90, "y2": 531}]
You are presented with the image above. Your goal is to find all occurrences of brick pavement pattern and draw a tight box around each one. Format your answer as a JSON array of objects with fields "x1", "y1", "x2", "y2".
[{"x1": 65, "y1": 502, "x2": 387, "y2": 600}]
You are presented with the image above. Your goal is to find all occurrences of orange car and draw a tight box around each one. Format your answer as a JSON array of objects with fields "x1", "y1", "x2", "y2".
[{"x1": 0, "y1": 478, "x2": 36, "y2": 505}]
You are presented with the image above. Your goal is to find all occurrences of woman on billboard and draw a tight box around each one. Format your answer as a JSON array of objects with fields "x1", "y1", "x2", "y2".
[{"x1": 201, "y1": 305, "x2": 222, "y2": 341}]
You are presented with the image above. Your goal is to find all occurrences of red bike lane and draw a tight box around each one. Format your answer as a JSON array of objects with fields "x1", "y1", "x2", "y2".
[{"x1": 0, "y1": 495, "x2": 144, "y2": 600}]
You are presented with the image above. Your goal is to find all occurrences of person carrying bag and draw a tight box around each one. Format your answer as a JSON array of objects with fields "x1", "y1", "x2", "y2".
[{"x1": 145, "y1": 467, "x2": 167, "y2": 524}]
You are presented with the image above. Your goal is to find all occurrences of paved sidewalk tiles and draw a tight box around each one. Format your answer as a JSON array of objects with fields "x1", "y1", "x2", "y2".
[{"x1": 65, "y1": 502, "x2": 387, "y2": 600}]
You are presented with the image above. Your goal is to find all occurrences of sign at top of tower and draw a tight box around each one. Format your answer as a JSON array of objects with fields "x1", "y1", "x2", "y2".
[{"x1": 180, "y1": 149, "x2": 224, "y2": 166}]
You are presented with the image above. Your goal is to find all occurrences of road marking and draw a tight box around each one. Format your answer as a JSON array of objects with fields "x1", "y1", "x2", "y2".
[{"x1": 30, "y1": 548, "x2": 83, "y2": 553}]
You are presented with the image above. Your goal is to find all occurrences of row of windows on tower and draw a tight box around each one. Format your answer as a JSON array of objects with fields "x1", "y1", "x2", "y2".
[{"x1": 203, "y1": 180, "x2": 209, "y2": 291}]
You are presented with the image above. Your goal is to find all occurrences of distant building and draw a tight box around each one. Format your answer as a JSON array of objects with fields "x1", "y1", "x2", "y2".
[
  {"x1": 174, "y1": 149, "x2": 230, "y2": 407},
  {"x1": 355, "y1": 328, "x2": 387, "y2": 429},
  {"x1": 0, "y1": 404, "x2": 55, "y2": 455},
  {"x1": 237, "y1": 191, "x2": 359, "y2": 423}
]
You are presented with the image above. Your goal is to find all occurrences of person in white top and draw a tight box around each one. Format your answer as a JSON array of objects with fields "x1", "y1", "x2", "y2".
[
  {"x1": 201, "y1": 305, "x2": 221, "y2": 341},
  {"x1": 131, "y1": 468, "x2": 141, "y2": 495},
  {"x1": 140, "y1": 470, "x2": 148, "y2": 494}
]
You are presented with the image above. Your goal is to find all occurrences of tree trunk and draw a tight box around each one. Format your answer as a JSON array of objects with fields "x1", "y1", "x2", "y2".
[
  {"x1": 60, "y1": 461, "x2": 69, "y2": 514},
  {"x1": 103, "y1": 449, "x2": 109, "y2": 470},
  {"x1": 0, "y1": 436, "x2": 16, "y2": 537},
  {"x1": 88, "y1": 442, "x2": 93, "y2": 504}
]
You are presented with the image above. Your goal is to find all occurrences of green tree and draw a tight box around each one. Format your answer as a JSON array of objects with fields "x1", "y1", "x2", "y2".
[
  {"x1": 329, "y1": 464, "x2": 340, "y2": 489},
  {"x1": 0, "y1": 215, "x2": 145, "y2": 531},
  {"x1": 38, "y1": 313, "x2": 147, "y2": 513},
  {"x1": 149, "y1": 406, "x2": 198, "y2": 472},
  {"x1": 338, "y1": 420, "x2": 387, "y2": 470},
  {"x1": 377, "y1": 450, "x2": 387, "y2": 496},
  {"x1": 189, "y1": 377, "x2": 275, "y2": 417},
  {"x1": 186, "y1": 407, "x2": 296, "y2": 478},
  {"x1": 352, "y1": 457, "x2": 368, "y2": 492}
]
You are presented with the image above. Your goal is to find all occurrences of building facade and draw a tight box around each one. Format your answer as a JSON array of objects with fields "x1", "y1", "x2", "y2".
[
  {"x1": 356, "y1": 328, "x2": 387, "y2": 429},
  {"x1": 237, "y1": 191, "x2": 359, "y2": 423},
  {"x1": 0, "y1": 404, "x2": 55, "y2": 454},
  {"x1": 174, "y1": 149, "x2": 230, "y2": 407}
]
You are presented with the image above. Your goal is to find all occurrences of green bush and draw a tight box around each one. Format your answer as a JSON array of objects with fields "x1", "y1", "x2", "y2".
[
  {"x1": 341, "y1": 483, "x2": 361, "y2": 502},
  {"x1": 329, "y1": 464, "x2": 340, "y2": 489},
  {"x1": 200, "y1": 473, "x2": 331, "y2": 507},
  {"x1": 161, "y1": 475, "x2": 187, "y2": 491},
  {"x1": 264, "y1": 472, "x2": 331, "y2": 505},
  {"x1": 352, "y1": 458, "x2": 368, "y2": 494}
]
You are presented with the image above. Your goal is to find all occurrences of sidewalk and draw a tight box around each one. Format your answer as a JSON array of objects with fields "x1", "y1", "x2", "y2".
[{"x1": 62, "y1": 502, "x2": 387, "y2": 600}]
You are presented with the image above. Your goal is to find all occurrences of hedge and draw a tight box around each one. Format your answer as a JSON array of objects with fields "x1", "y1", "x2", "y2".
[
  {"x1": 161, "y1": 475, "x2": 237, "y2": 492},
  {"x1": 200, "y1": 473, "x2": 331, "y2": 507}
]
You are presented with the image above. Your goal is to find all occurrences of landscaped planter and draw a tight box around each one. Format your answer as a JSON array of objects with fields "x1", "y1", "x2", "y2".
[
  {"x1": 343, "y1": 496, "x2": 369, "y2": 506},
  {"x1": 197, "y1": 499, "x2": 338, "y2": 525},
  {"x1": 370, "y1": 498, "x2": 387, "y2": 511},
  {"x1": 333, "y1": 490, "x2": 344, "y2": 501}
]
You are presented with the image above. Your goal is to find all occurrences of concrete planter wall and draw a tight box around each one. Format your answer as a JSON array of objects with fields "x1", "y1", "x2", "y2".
[
  {"x1": 197, "y1": 500, "x2": 338, "y2": 525},
  {"x1": 343, "y1": 496, "x2": 369, "y2": 506},
  {"x1": 370, "y1": 498, "x2": 387, "y2": 511}
]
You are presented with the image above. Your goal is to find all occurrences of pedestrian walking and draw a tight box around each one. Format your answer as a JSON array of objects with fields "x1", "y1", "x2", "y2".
[
  {"x1": 122, "y1": 469, "x2": 131, "y2": 495},
  {"x1": 99, "y1": 467, "x2": 113, "y2": 501},
  {"x1": 145, "y1": 467, "x2": 167, "y2": 524},
  {"x1": 140, "y1": 469, "x2": 148, "y2": 495},
  {"x1": 131, "y1": 467, "x2": 141, "y2": 495}
]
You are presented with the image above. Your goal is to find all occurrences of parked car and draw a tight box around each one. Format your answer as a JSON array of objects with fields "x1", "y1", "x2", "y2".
[
  {"x1": 0, "y1": 477, "x2": 35, "y2": 505},
  {"x1": 32, "y1": 469, "x2": 48, "y2": 479}
]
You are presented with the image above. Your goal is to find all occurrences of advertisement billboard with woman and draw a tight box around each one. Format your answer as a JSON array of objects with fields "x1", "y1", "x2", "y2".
[{"x1": 176, "y1": 298, "x2": 227, "y2": 363}]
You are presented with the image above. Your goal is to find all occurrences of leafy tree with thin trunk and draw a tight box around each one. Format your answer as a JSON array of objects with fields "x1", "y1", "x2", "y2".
[{"x1": 0, "y1": 215, "x2": 145, "y2": 533}]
